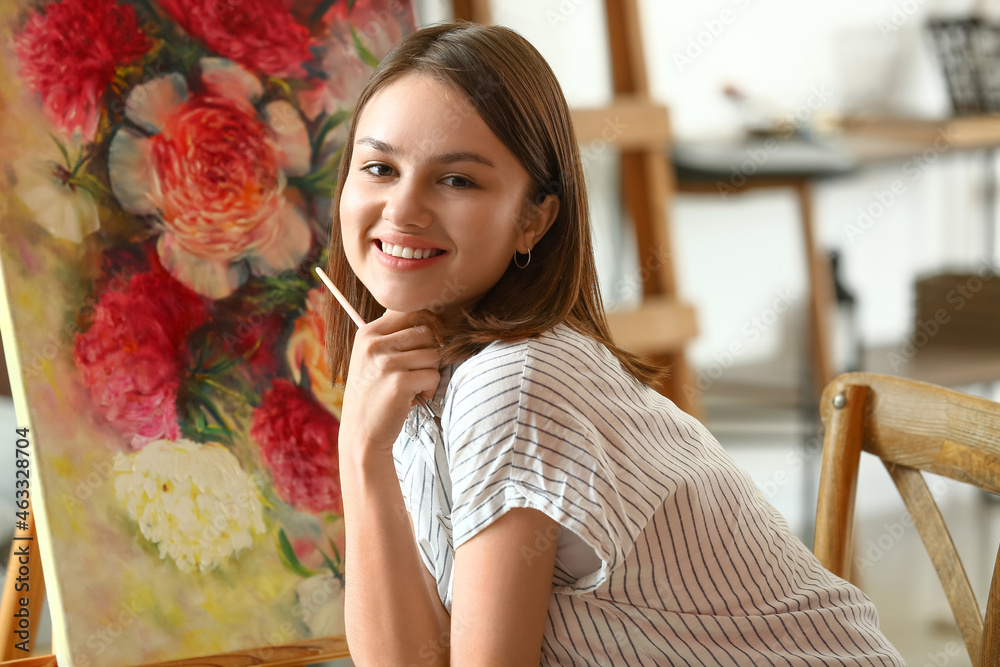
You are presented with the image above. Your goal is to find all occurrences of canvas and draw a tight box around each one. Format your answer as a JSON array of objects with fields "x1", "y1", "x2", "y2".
[{"x1": 0, "y1": 0, "x2": 417, "y2": 664}]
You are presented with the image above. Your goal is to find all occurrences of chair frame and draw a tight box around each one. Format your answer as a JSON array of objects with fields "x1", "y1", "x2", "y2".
[{"x1": 813, "y1": 372, "x2": 1000, "y2": 667}]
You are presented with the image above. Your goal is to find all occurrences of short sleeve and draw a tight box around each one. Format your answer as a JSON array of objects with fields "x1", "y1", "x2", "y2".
[{"x1": 442, "y1": 340, "x2": 642, "y2": 594}]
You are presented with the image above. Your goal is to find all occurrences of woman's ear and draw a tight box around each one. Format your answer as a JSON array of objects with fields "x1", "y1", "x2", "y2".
[{"x1": 519, "y1": 193, "x2": 560, "y2": 252}]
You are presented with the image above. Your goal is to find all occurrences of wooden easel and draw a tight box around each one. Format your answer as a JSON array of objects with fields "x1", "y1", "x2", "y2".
[
  {"x1": 452, "y1": 0, "x2": 703, "y2": 419},
  {"x1": 1, "y1": 512, "x2": 46, "y2": 663}
]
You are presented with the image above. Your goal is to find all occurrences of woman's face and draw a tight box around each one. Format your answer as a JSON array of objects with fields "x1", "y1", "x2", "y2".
[{"x1": 339, "y1": 72, "x2": 554, "y2": 323}]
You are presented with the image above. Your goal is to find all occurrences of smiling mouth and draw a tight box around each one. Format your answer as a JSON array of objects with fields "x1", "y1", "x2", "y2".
[{"x1": 377, "y1": 241, "x2": 445, "y2": 260}]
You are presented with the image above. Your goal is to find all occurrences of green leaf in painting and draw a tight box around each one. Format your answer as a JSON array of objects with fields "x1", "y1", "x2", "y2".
[
  {"x1": 256, "y1": 271, "x2": 313, "y2": 308},
  {"x1": 352, "y1": 26, "x2": 380, "y2": 68},
  {"x1": 312, "y1": 109, "x2": 351, "y2": 158},
  {"x1": 194, "y1": 424, "x2": 233, "y2": 443},
  {"x1": 183, "y1": 385, "x2": 235, "y2": 444},
  {"x1": 69, "y1": 174, "x2": 109, "y2": 199},
  {"x1": 329, "y1": 537, "x2": 343, "y2": 568},
  {"x1": 48, "y1": 133, "x2": 71, "y2": 169},
  {"x1": 316, "y1": 542, "x2": 341, "y2": 578},
  {"x1": 198, "y1": 392, "x2": 230, "y2": 428},
  {"x1": 288, "y1": 144, "x2": 344, "y2": 195},
  {"x1": 266, "y1": 76, "x2": 293, "y2": 98},
  {"x1": 276, "y1": 528, "x2": 317, "y2": 579},
  {"x1": 348, "y1": 0, "x2": 357, "y2": 11}
]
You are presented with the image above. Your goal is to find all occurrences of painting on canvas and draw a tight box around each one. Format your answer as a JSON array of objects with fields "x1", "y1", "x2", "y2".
[{"x1": 0, "y1": 0, "x2": 417, "y2": 664}]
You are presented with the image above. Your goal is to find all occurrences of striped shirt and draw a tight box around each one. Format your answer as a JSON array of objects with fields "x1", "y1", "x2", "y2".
[{"x1": 392, "y1": 324, "x2": 905, "y2": 666}]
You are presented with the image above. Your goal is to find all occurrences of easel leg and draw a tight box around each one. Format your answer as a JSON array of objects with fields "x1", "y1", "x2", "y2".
[{"x1": 1, "y1": 511, "x2": 46, "y2": 660}]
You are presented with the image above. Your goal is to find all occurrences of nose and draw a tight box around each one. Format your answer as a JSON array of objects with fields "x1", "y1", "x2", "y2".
[{"x1": 382, "y1": 175, "x2": 432, "y2": 229}]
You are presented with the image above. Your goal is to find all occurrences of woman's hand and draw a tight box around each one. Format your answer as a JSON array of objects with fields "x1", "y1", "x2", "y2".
[{"x1": 340, "y1": 309, "x2": 442, "y2": 458}]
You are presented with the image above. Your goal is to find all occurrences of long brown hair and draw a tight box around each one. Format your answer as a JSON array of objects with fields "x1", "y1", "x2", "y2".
[{"x1": 324, "y1": 19, "x2": 665, "y2": 388}]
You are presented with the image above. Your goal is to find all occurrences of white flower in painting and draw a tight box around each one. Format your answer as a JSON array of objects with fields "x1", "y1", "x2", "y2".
[
  {"x1": 14, "y1": 157, "x2": 99, "y2": 244},
  {"x1": 107, "y1": 58, "x2": 312, "y2": 299},
  {"x1": 296, "y1": 572, "x2": 345, "y2": 637},
  {"x1": 113, "y1": 438, "x2": 266, "y2": 573}
]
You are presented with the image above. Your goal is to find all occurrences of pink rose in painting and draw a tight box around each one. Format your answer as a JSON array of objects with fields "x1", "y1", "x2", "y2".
[
  {"x1": 14, "y1": 0, "x2": 149, "y2": 141},
  {"x1": 286, "y1": 288, "x2": 344, "y2": 418},
  {"x1": 108, "y1": 59, "x2": 312, "y2": 299},
  {"x1": 323, "y1": 0, "x2": 413, "y2": 53},
  {"x1": 75, "y1": 271, "x2": 207, "y2": 449},
  {"x1": 297, "y1": 0, "x2": 417, "y2": 120},
  {"x1": 158, "y1": 0, "x2": 312, "y2": 78},
  {"x1": 250, "y1": 380, "x2": 342, "y2": 515}
]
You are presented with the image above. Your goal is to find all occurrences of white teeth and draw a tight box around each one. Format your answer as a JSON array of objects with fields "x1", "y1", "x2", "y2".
[{"x1": 380, "y1": 242, "x2": 441, "y2": 260}]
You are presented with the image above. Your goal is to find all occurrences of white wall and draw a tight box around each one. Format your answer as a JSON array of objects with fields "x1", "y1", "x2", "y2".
[{"x1": 417, "y1": 0, "x2": 998, "y2": 383}]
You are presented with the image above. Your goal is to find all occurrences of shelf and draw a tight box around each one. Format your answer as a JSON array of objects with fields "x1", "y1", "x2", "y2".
[
  {"x1": 860, "y1": 344, "x2": 1000, "y2": 390},
  {"x1": 694, "y1": 343, "x2": 1000, "y2": 415}
]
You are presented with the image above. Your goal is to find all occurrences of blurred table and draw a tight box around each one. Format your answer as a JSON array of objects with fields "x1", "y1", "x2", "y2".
[{"x1": 671, "y1": 115, "x2": 1000, "y2": 399}]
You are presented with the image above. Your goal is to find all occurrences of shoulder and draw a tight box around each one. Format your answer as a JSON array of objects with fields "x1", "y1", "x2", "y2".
[
  {"x1": 445, "y1": 324, "x2": 643, "y2": 432},
  {"x1": 442, "y1": 325, "x2": 593, "y2": 434},
  {"x1": 450, "y1": 323, "x2": 626, "y2": 393}
]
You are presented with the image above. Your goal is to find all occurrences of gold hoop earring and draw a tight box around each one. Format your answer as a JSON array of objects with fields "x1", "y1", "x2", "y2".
[{"x1": 514, "y1": 248, "x2": 531, "y2": 269}]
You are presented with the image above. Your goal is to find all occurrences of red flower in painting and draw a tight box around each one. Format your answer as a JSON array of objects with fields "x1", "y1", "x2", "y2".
[
  {"x1": 127, "y1": 270, "x2": 208, "y2": 349},
  {"x1": 250, "y1": 380, "x2": 342, "y2": 514},
  {"x1": 75, "y1": 271, "x2": 207, "y2": 449},
  {"x1": 158, "y1": 0, "x2": 312, "y2": 78},
  {"x1": 108, "y1": 59, "x2": 313, "y2": 299},
  {"x1": 151, "y1": 95, "x2": 284, "y2": 261},
  {"x1": 14, "y1": 0, "x2": 149, "y2": 141}
]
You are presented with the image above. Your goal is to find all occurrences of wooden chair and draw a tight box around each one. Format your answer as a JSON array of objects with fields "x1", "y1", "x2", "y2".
[{"x1": 813, "y1": 372, "x2": 1000, "y2": 667}]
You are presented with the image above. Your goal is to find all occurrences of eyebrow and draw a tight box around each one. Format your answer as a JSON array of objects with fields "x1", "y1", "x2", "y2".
[{"x1": 355, "y1": 137, "x2": 496, "y2": 168}]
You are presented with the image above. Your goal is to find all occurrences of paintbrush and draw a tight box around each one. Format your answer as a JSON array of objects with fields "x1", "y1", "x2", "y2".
[{"x1": 314, "y1": 266, "x2": 439, "y2": 423}]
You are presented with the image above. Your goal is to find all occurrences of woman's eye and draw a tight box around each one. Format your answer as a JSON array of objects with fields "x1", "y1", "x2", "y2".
[
  {"x1": 362, "y1": 164, "x2": 393, "y2": 177},
  {"x1": 360, "y1": 165, "x2": 474, "y2": 188},
  {"x1": 443, "y1": 176, "x2": 474, "y2": 188}
]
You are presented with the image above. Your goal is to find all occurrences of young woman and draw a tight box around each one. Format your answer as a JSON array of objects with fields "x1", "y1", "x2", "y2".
[{"x1": 324, "y1": 19, "x2": 905, "y2": 666}]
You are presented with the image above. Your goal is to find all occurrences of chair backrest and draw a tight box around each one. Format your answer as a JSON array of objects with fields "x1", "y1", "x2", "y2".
[{"x1": 813, "y1": 372, "x2": 1000, "y2": 667}]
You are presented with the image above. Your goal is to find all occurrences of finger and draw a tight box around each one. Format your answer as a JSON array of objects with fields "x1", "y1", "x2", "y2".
[
  {"x1": 356, "y1": 347, "x2": 439, "y2": 379},
  {"x1": 408, "y1": 309, "x2": 444, "y2": 331},
  {"x1": 407, "y1": 368, "x2": 442, "y2": 402},
  {"x1": 414, "y1": 311, "x2": 446, "y2": 344},
  {"x1": 364, "y1": 310, "x2": 422, "y2": 336},
  {"x1": 377, "y1": 324, "x2": 439, "y2": 354},
  {"x1": 381, "y1": 309, "x2": 447, "y2": 343},
  {"x1": 386, "y1": 348, "x2": 440, "y2": 373}
]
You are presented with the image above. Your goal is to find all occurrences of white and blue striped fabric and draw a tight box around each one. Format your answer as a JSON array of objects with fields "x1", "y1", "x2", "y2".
[{"x1": 392, "y1": 324, "x2": 905, "y2": 666}]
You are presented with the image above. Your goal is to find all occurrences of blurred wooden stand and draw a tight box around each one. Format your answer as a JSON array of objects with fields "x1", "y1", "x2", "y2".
[{"x1": 453, "y1": 0, "x2": 702, "y2": 419}]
